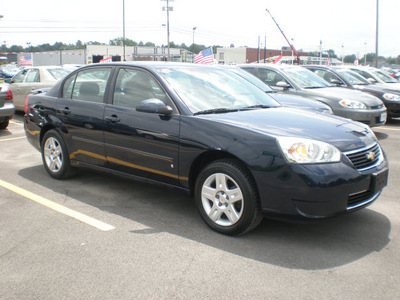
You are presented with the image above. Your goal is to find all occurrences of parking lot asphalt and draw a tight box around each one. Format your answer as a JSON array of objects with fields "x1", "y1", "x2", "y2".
[{"x1": 1, "y1": 113, "x2": 399, "y2": 299}]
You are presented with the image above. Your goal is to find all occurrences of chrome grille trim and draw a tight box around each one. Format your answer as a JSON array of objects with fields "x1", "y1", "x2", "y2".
[{"x1": 344, "y1": 142, "x2": 384, "y2": 171}]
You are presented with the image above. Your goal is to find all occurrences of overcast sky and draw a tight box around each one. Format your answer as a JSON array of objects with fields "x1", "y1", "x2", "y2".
[{"x1": 1, "y1": 0, "x2": 399, "y2": 57}]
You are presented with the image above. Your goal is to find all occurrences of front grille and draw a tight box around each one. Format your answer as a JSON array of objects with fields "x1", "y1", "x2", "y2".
[{"x1": 344, "y1": 143, "x2": 382, "y2": 171}]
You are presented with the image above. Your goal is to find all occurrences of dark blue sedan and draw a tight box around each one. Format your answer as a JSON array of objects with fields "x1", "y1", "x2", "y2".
[{"x1": 24, "y1": 63, "x2": 389, "y2": 235}]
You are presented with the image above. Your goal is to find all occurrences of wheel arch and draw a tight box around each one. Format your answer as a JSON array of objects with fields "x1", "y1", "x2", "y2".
[{"x1": 188, "y1": 150, "x2": 259, "y2": 198}]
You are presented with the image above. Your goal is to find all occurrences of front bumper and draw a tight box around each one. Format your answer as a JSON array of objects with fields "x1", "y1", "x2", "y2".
[
  {"x1": 335, "y1": 106, "x2": 387, "y2": 127},
  {"x1": 253, "y1": 152, "x2": 388, "y2": 219}
]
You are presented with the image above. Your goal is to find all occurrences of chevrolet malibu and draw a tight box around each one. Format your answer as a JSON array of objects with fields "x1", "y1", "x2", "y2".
[
  {"x1": 240, "y1": 64, "x2": 387, "y2": 127},
  {"x1": 24, "y1": 63, "x2": 389, "y2": 235}
]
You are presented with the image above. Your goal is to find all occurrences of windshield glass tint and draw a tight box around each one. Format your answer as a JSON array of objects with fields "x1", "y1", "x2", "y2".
[
  {"x1": 371, "y1": 69, "x2": 398, "y2": 83},
  {"x1": 158, "y1": 67, "x2": 280, "y2": 113},
  {"x1": 48, "y1": 68, "x2": 73, "y2": 81},
  {"x1": 337, "y1": 69, "x2": 370, "y2": 85},
  {"x1": 284, "y1": 68, "x2": 331, "y2": 88}
]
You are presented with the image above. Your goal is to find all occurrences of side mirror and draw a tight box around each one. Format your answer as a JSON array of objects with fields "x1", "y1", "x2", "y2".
[
  {"x1": 330, "y1": 79, "x2": 343, "y2": 86},
  {"x1": 4, "y1": 78, "x2": 12, "y2": 84},
  {"x1": 136, "y1": 99, "x2": 173, "y2": 116},
  {"x1": 275, "y1": 81, "x2": 291, "y2": 90},
  {"x1": 367, "y1": 78, "x2": 377, "y2": 84}
]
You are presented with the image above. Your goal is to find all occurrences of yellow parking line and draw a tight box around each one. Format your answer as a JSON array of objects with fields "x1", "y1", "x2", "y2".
[
  {"x1": 0, "y1": 136, "x2": 26, "y2": 142},
  {"x1": 9, "y1": 120, "x2": 23, "y2": 126},
  {"x1": 0, "y1": 179, "x2": 115, "y2": 232},
  {"x1": 374, "y1": 127, "x2": 400, "y2": 132}
]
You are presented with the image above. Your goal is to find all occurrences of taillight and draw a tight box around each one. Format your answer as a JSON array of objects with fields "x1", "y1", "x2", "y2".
[
  {"x1": 24, "y1": 95, "x2": 30, "y2": 114},
  {"x1": 5, "y1": 89, "x2": 13, "y2": 100}
]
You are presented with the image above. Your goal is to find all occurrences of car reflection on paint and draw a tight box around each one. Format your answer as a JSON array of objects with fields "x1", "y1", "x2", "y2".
[{"x1": 25, "y1": 62, "x2": 388, "y2": 235}]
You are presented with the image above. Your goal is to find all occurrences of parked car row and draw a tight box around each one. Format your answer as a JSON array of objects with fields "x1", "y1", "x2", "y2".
[{"x1": 24, "y1": 62, "x2": 389, "y2": 235}]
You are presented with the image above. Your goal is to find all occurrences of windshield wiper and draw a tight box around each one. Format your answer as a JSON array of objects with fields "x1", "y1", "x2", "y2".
[
  {"x1": 194, "y1": 108, "x2": 239, "y2": 115},
  {"x1": 244, "y1": 104, "x2": 272, "y2": 109},
  {"x1": 304, "y1": 86, "x2": 325, "y2": 89}
]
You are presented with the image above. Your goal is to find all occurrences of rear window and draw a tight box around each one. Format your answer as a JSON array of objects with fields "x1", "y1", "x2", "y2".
[{"x1": 47, "y1": 68, "x2": 72, "y2": 81}]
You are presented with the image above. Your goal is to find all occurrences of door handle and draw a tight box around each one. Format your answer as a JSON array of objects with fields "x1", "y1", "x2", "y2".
[
  {"x1": 105, "y1": 115, "x2": 120, "y2": 123},
  {"x1": 60, "y1": 107, "x2": 71, "y2": 115}
]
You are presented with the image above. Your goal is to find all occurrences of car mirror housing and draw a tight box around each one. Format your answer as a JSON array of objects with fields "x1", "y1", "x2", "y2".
[
  {"x1": 4, "y1": 78, "x2": 12, "y2": 84},
  {"x1": 330, "y1": 79, "x2": 343, "y2": 86},
  {"x1": 275, "y1": 81, "x2": 290, "y2": 90},
  {"x1": 136, "y1": 99, "x2": 173, "y2": 116},
  {"x1": 368, "y1": 78, "x2": 377, "y2": 84}
]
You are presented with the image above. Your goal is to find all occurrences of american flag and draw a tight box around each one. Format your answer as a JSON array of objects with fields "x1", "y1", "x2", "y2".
[
  {"x1": 20, "y1": 54, "x2": 33, "y2": 66},
  {"x1": 194, "y1": 47, "x2": 214, "y2": 64}
]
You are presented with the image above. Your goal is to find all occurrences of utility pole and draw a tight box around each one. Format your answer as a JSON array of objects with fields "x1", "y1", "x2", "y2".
[{"x1": 375, "y1": 0, "x2": 379, "y2": 68}]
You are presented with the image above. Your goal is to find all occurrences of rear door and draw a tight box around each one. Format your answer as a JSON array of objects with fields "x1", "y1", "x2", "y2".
[
  {"x1": 56, "y1": 67, "x2": 113, "y2": 167},
  {"x1": 103, "y1": 67, "x2": 181, "y2": 186}
]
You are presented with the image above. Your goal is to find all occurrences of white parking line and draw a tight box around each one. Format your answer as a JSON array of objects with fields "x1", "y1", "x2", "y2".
[{"x1": 0, "y1": 179, "x2": 115, "y2": 232}]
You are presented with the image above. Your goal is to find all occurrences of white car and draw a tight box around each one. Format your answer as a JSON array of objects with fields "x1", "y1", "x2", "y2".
[{"x1": 5, "y1": 66, "x2": 76, "y2": 111}]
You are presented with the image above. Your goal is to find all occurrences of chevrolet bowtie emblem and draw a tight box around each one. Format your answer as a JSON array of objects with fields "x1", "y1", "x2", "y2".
[{"x1": 366, "y1": 151, "x2": 376, "y2": 160}]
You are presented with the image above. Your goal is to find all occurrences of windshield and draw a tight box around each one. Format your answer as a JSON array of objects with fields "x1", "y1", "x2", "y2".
[
  {"x1": 284, "y1": 68, "x2": 331, "y2": 89},
  {"x1": 48, "y1": 68, "x2": 74, "y2": 81},
  {"x1": 158, "y1": 66, "x2": 280, "y2": 114},
  {"x1": 337, "y1": 69, "x2": 370, "y2": 85},
  {"x1": 371, "y1": 69, "x2": 398, "y2": 83}
]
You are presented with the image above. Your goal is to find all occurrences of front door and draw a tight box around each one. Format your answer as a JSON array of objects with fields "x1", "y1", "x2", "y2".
[{"x1": 103, "y1": 67, "x2": 181, "y2": 186}]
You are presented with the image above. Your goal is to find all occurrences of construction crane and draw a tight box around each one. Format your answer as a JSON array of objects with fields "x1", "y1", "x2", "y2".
[{"x1": 266, "y1": 8, "x2": 300, "y2": 64}]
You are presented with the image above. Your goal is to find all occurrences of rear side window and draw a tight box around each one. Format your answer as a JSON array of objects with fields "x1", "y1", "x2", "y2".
[
  {"x1": 62, "y1": 68, "x2": 112, "y2": 103},
  {"x1": 25, "y1": 69, "x2": 40, "y2": 83}
]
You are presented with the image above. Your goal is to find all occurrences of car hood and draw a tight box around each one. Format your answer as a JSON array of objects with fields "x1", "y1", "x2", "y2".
[
  {"x1": 375, "y1": 82, "x2": 400, "y2": 90},
  {"x1": 200, "y1": 107, "x2": 376, "y2": 152},
  {"x1": 270, "y1": 93, "x2": 332, "y2": 114},
  {"x1": 301, "y1": 87, "x2": 383, "y2": 105}
]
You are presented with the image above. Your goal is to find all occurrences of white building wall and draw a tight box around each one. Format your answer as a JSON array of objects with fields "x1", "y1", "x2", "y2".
[{"x1": 216, "y1": 48, "x2": 247, "y2": 65}]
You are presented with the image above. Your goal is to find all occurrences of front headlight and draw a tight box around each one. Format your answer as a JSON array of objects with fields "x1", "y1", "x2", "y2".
[
  {"x1": 383, "y1": 93, "x2": 400, "y2": 101},
  {"x1": 277, "y1": 137, "x2": 341, "y2": 164},
  {"x1": 339, "y1": 99, "x2": 367, "y2": 109}
]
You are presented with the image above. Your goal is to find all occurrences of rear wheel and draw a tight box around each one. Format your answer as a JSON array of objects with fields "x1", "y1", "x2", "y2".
[
  {"x1": 41, "y1": 130, "x2": 76, "y2": 179},
  {"x1": 195, "y1": 159, "x2": 262, "y2": 235},
  {"x1": 0, "y1": 120, "x2": 9, "y2": 130}
]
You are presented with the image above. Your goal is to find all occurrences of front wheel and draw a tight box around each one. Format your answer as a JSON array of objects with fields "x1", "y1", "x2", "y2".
[
  {"x1": 41, "y1": 130, "x2": 76, "y2": 179},
  {"x1": 195, "y1": 159, "x2": 262, "y2": 236}
]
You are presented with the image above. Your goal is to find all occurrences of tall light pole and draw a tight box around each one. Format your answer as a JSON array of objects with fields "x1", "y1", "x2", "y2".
[
  {"x1": 364, "y1": 42, "x2": 367, "y2": 65},
  {"x1": 375, "y1": 0, "x2": 379, "y2": 68},
  {"x1": 123, "y1": 0, "x2": 126, "y2": 61},
  {"x1": 192, "y1": 27, "x2": 197, "y2": 51},
  {"x1": 162, "y1": 0, "x2": 174, "y2": 61},
  {"x1": 319, "y1": 40, "x2": 322, "y2": 65}
]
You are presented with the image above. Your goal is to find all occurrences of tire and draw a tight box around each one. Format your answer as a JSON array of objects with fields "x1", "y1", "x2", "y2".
[
  {"x1": 195, "y1": 159, "x2": 262, "y2": 236},
  {"x1": 0, "y1": 120, "x2": 9, "y2": 130},
  {"x1": 41, "y1": 130, "x2": 77, "y2": 179}
]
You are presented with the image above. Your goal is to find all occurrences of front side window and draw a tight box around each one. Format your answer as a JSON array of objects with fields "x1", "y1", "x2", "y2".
[
  {"x1": 12, "y1": 69, "x2": 29, "y2": 83},
  {"x1": 312, "y1": 69, "x2": 340, "y2": 84},
  {"x1": 337, "y1": 69, "x2": 370, "y2": 85},
  {"x1": 372, "y1": 69, "x2": 398, "y2": 83},
  {"x1": 113, "y1": 68, "x2": 168, "y2": 109},
  {"x1": 258, "y1": 68, "x2": 288, "y2": 87},
  {"x1": 62, "y1": 68, "x2": 112, "y2": 103}
]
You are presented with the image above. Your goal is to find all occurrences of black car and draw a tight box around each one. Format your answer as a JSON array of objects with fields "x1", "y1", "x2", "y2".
[
  {"x1": 24, "y1": 63, "x2": 389, "y2": 235},
  {"x1": 304, "y1": 65, "x2": 400, "y2": 118}
]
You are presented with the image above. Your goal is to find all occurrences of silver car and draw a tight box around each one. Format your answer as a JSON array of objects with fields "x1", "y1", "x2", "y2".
[
  {"x1": 5, "y1": 66, "x2": 75, "y2": 111},
  {"x1": 0, "y1": 83, "x2": 15, "y2": 129},
  {"x1": 240, "y1": 64, "x2": 387, "y2": 127}
]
